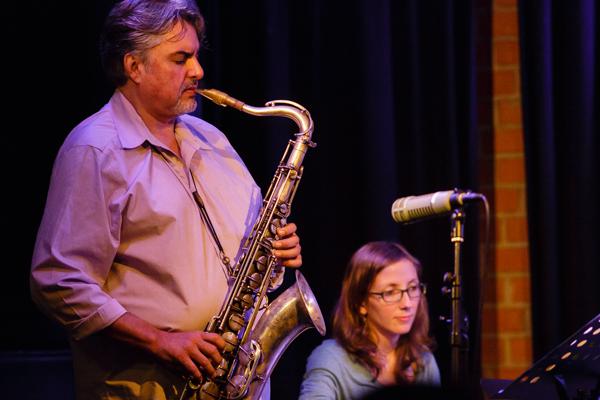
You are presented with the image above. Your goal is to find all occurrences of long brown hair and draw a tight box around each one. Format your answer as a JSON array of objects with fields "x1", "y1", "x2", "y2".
[{"x1": 332, "y1": 241, "x2": 434, "y2": 383}]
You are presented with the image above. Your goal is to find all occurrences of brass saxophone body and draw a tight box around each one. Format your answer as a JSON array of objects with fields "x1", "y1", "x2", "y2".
[{"x1": 178, "y1": 89, "x2": 325, "y2": 400}]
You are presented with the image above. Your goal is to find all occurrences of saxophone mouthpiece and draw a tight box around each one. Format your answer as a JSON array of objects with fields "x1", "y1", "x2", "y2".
[{"x1": 197, "y1": 88, "x2": 245, "y2": 111}]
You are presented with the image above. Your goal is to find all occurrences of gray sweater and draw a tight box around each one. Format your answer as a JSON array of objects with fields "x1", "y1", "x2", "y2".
[{"x1": 299, "y1": 339, "x2": 441, "y2": 400}]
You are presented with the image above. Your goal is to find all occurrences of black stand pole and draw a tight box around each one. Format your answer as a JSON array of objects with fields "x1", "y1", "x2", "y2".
[{"x1": 449, "y1": 208, "x2": 469, "y2": 387}]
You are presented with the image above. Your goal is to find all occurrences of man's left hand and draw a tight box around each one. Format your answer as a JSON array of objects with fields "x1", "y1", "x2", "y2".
[{"x1": 273, "y1": 222, "x2": 302, "y2": 268}]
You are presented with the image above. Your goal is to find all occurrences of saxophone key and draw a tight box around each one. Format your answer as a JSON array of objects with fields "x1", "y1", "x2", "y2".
[
  {"x1": 199, "y1": 381, "x2": 220, "y2": 400},
  {"x1": 230, "y1": 301, "x2": 243, "y2": 314},
  {"x1": 247, "y1": 272, "x2": 263, "y2": 290},
  {"x1": 214, "y1": 358, "x2": 229, "y2": 378},
  {"x1": 227, "y1": 313, "x2": 245, "y2": 332},
  {"x1": 288, "y1": 169, "x2": 298, "y2": 180},
  {"x1": 221, "y1": 331, "x2": 239, "y2": 353},
  {"x1": 226, "y1": 375, "x2": 247, "y2": 397},
  {"x1": 237, "y1": 292, "x2": 253, "y2": 309},
  {"x1": 255, "y1": 255, "x2": 268, "y2": 272},
  {"x1": 278, "y1": 203, "x2": 289, "y2": 216},
  {"x1": 261, "y1": 237, "x2": 274, "y2": 249},
  {"x1": 268, "y1": 221, "x2": 279, "y2": 236}
]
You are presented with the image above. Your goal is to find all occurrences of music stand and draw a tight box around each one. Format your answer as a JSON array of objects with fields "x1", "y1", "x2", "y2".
[{"x1": 491, "y1": 313, "x2": 600, "y2": 400}]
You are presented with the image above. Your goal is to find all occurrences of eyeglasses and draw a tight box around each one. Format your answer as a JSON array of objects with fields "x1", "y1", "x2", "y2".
[{"x1": 369, "y1": 283, "x2": 426, "y2": 303}]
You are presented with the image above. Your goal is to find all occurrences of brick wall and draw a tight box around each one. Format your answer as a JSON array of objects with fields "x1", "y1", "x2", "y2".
[{"x1": 480, "y1": 0, "x2": 532, "y2": 379}]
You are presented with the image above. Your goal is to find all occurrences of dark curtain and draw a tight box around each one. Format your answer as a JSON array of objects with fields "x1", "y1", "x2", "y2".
[
  {"x1": 518, "y1": 0, "x2": 600, "y2": 360},
  {"x1": 6, "y1": 1, "x2": 490, "y2": 398}
]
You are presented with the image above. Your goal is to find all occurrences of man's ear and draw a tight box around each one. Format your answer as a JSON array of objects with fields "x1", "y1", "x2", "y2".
[{"x1": 123, "y1": 53, "x2": 144, "y2": 84}]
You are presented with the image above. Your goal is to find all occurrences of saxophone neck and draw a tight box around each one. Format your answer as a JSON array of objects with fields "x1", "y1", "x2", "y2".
[{"x1": 197, "y1": 88, "x2": 315, "y2": 145}]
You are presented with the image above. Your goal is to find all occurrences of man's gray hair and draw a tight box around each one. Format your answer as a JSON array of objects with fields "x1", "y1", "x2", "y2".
[{"x1": 100, "y1": 0, "x2": 205, "y2": 87}]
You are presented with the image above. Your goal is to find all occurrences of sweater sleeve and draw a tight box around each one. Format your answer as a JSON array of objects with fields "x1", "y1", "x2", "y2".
[
  {"x1": 299, "y1": 339, "x2": 381, "y2": 400},
  {"x1": 299, "y1": 367, "x2": 343, "y2": 400},
  {"x1": 416, "y1": 351, "x2": 442, "y2": 386},
  {"x1": 299, "y1": 343, "x2": 343, "y2": 400}
]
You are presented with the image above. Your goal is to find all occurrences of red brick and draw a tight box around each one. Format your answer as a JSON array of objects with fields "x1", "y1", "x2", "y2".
[
  {"x1": 482, "y1": 364, "x2": 498, "y2": 379},
  {"x1": 496, "y1": 247, "x2": 529, "y2": 272},
  {"x1": 495, "y1": 126, "x2": 524, "y2": 153},
  {"x1": 497, "y1": 307, "x2": 527, "y2": 333},
  {"x1": 495, "y1": 219, "x2": 507, "y2": 243},
  {"x1": 493, "y1": 9, "x2": 519, "y2": 37},
  {"x1": 494, "y1": 40, "x2": 520, "y2": 66},
  {"x1": 509, "y1": 336, "x2": 533, "y2": 364},
  {"x1": 497, "y1": 366, "x2": 526, "y2": 380},
  {"x1": 494, "y1": 69, "x2": 519, "y2": 95},
  {"x1": 495, "y1": 186, "x2": 523, "y2": 213},
  {"x1": 495, "y1": 0, "x2": 518, "y2": 8},
  {"x1": 495, "y1": 157, "x2": 526, "y2": 184},
  {"x1": 508, "y1": 275, "x2": 531, "y2": 303},
  {"x1": 482, "y1": 307, "x2": 498, "y2": 333},
  {"x1": 482, "y1": 336, "x2": 501, "y2": 364},
  {"x1": 496, "y1": 98, "x2": 523, "y2": 125},
  {"x1": 505, "y1": 216, "x2": 529, "y2": 242},
  {"x1": 483, "y1": 276, "x2": 504, "y2": 304}
]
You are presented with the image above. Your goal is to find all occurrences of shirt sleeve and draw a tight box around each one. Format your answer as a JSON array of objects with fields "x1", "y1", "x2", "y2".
[
  {"x1": 299, "y1": 343, "x2": 344, "y2": 400},
  {"x1": 417, "y1": 351, "x2": 442, "y2": 386},
  {"x1": 299, "y1": 368, "x2": 342, "y2": 400},
  {"x1": 30, "y1": 144, "x2": 126, "y2": 340}
]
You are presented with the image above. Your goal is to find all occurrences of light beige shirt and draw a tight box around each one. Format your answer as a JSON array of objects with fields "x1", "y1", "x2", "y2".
[{"x1": 31, "y1": 91, "x2": 267, "y2": 399}]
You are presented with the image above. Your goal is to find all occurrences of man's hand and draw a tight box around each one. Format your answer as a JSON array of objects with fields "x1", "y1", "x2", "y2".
[
  {"x1": 151, "y1": 330, "x2": 225, "y2": 381},
  {"x1": 273, "y1": 222, "x2": 302, "y2": 268},
  {"x1": 106, "y1": 313, "x2": 225, "y2": 381}
]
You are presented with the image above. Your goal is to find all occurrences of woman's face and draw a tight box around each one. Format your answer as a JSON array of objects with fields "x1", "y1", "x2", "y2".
[{"x1": 361, "y1": 259, "x2": 421, "y2": 344}]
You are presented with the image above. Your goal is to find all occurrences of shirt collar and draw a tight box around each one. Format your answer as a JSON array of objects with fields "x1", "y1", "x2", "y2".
[
  {"x1": 174, "y1": 116, "x2": 214, "y2": 151},
  {"x1": 110, "y1": 90, "x2": 162, "y2": 150},
  {"x1": 109, "y1": 90, "x2": 213, "y2": 153}
]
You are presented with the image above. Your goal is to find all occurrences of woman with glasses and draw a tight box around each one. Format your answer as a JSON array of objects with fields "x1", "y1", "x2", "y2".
[{"x1": 299, "y1": 241, "x2": 440, "y2": 399}]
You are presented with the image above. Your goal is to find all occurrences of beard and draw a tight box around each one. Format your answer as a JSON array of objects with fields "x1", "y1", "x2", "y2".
[{"x1": 173, "y1": 96, "x2": 198, "y2": 115}]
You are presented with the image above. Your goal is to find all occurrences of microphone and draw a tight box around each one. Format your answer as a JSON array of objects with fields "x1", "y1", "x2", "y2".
[{"x1": 391, "y1": 189, "x2": 484, "y2": 224}]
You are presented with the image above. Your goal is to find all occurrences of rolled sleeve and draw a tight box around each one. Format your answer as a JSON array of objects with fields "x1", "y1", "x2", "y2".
[{"x1": 31, "y1": 142, "x2": 125, "y2": 339}]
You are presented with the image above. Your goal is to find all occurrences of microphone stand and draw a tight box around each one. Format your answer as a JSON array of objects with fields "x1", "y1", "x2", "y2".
[{"x1": 449, "y1": 208, "x2": 469, "y2": 387}]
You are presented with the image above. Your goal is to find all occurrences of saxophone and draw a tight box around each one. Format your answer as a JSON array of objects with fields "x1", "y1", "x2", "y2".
[{"x1": 178, "y1": 89, "x2": 326, "y2": 400}]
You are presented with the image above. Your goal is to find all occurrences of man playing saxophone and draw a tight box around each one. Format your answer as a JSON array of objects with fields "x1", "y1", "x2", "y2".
[{"x1": 30, "y1": 1, "x2": 302, "y2": 399}]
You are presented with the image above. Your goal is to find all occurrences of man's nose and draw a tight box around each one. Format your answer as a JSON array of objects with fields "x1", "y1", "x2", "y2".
[{"x1": 190, "y1": 57, "x2": 204, "y2": 80}]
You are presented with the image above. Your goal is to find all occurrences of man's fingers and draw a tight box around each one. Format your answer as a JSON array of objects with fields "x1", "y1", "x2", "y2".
[
  {"x1": 196, "y1": 336, "x2": 224, "y2": 365},
  {"x1": 281, "y1": 254, "x2": 302, "y2": 268},
  {"x1": 276, "y1": 222, "x2": 297, "y2": 237},
  {"x1": 201, "y1": 332, "x2": 226, "y2": 350},
  {"x1": 273, "y1": 234, "x2": 300, "y2": 250},
  {"x1": 178, "y1": 353, "x2": 204, "y2": 381},
  {"x1": 273, "y1": 246, "x2": 301, "y2": 259},
  {"x1": 188, "y1": 347, "x2": 217, "y2": 377},
  {"x1": 156, "y1": 331, "x2": 225, "y2": 380}
]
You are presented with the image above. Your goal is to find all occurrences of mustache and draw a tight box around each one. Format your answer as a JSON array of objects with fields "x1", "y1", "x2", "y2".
[{"x1": 182, "y1": 80, "x2": 199, "y2": 91}]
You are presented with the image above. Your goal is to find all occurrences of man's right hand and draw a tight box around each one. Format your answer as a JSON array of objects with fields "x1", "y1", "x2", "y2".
[
  {"x1": 151, "y1": 330, "x2": 225, "y2": 380},
  {"x1": 105, "y1": 312, "x2": 225, "y2": 381}
]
